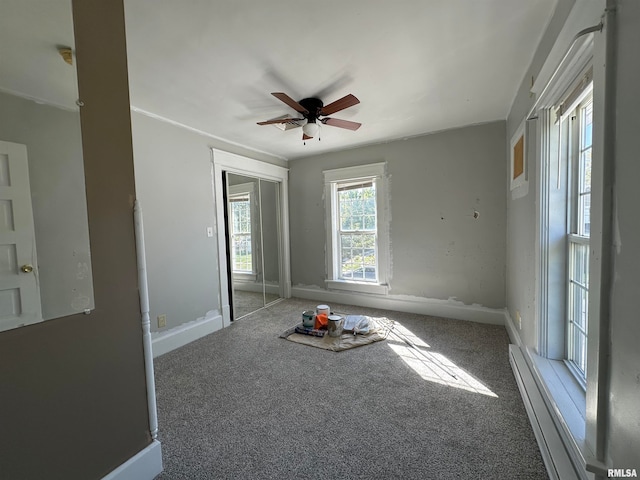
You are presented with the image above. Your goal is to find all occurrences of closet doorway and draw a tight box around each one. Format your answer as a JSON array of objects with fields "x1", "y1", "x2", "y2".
[{"x1": 212, "y1": 150, "x2": 290, "y2": 326}]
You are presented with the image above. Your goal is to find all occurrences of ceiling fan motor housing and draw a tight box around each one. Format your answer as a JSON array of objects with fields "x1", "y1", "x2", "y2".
[{"x1": 299, "y1": 97, "x2": 324, "y2": 122}]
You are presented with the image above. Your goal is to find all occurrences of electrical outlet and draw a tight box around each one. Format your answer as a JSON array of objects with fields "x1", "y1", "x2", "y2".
[
  {"x1": 516, "y1": 310, "x2": 522, "y2": 330},
  {"x1": 157, "y1": 314, "x2": 167, "y2": 328}
]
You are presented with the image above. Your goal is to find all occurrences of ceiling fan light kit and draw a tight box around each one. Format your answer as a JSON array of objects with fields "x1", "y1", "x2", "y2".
[
  {"x1": 302, "y1": 121, "x2": 319, "y2": 138},
  {"x1": 257, "y1": 92, "x2": 361, "y2": 144}
]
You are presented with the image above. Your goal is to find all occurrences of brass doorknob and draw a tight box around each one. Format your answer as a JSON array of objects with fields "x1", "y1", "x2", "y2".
[{"x1": 21, "y1": 264, "x2": 33, "y2": 273}]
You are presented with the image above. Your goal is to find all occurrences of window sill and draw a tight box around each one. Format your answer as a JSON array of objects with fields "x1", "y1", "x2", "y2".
[
  {"x1": 325, "y1": 279, "x2": 388, "y2": 295},
  {"x1": 232, "y1": 272, "x2": 257, "y2": 282},
  {"x1": 527, "y1": 348, "x2": 588, "y2": 463}
]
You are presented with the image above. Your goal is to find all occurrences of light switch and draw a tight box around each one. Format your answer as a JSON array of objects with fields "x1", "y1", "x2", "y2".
[{"x1": 207, "y1": 227, "x2": 214, "y2": 237}]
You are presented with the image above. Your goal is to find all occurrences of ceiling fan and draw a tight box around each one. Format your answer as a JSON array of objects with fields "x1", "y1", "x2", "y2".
[{"x1": 257, "y1": 92, "x2": 361, "y2": 144}]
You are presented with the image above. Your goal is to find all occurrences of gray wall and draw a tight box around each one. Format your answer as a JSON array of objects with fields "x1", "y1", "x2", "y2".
[
  {"x1": 131, "y1": 112, "x2": 220, "y2": 332},
  {"x1": 130, "y1": 112, "x2": 283, "y2": 332},
  {"x1": 0, "y1": 90, "x2": 94, "y2": 319},
  {"x1": 505, "y1": 0, "x2": 576, "y2": 347},
  {"x1": 288, "y1": 121, "x2": 507, "y2": 309}
]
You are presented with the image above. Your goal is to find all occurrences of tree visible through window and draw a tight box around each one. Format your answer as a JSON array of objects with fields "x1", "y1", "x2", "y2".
[{"x1": 337, "y1": 181, "x2": 377, "y2": 282}]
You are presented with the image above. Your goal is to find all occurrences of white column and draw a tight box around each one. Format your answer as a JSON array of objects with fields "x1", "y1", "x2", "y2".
[{"x1": 134, "y1": 200, "x2": 159, "y2": 440}]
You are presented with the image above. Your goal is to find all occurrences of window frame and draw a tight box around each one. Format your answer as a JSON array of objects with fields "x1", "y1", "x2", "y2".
[
  {"x1": 564, "y1": 90, "x2": 593, "y2": 385},
  {"x1": 323, "y1": 163, "x2": 389, "y2": 295},
  {"x1": 531, "y1": 49, "x2": 600, "y2": 457},
  {"x1": 228, "y1": 182, "x2": 257, "y2": 278}
]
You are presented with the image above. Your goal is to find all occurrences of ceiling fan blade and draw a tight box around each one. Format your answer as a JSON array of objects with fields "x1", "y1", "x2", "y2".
[
  {"x1": 257, "y1": 117, "x2": 303, "y2": 125},
  {"x1": 302, "y1": 133, "x2": 313, "y2": 140},
  {"x1": 272, "y1": 92, "x2": 309, "y2": 114},
  {"x1": 321, "y1": 117, "x2": 362, "y2": 131},
  {"x1": 320, "y1": 94, "x2": 360, "y2": 116}
]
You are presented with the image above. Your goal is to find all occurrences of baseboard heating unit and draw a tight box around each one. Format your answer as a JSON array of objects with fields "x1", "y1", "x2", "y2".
[{"x1": 509, "y1": 345, "x2": 584, "y2": 480}]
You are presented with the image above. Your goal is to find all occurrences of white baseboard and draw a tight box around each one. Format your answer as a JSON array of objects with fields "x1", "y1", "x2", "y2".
[
  {"x1": 233, "y1": 281, "x2": 280, "y2": 295},
  {"x1": 151, "y1": 310, "x2": 223, "y2": 358},
  {"x1": 504, "y1": 310, "x2": 523, "y2": 346},
  {"x1": 102, "y1": 440, "x2": 162, "y2": 480},
  {"x1": 291, "y1": 286, "x2": 505, "y2": 325}
]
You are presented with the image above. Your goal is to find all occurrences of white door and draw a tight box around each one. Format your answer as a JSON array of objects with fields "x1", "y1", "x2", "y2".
[{"x1": 0, "y1": 140, "x2": 41, "y2": 331}]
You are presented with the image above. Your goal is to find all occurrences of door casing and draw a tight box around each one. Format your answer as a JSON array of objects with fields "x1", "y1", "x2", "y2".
[{"x1": 211, "y1": 149, "x2": 291, "y2": 327}]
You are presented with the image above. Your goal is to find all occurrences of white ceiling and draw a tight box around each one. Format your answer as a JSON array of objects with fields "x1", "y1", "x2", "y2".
[
  {"x1": 0, "y1": 0, "x2": 78, "y2": 110},
  {"x1": 1, "y1": 1, "x2": 557, "y2": 161}
]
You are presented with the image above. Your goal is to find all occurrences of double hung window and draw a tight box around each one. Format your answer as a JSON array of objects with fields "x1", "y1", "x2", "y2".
[
  {"x1": 336, "y1": 180, "x2": 378, "y2": 282},
  {"x1": 324, "y1": 163, "x2": 388, "y2": 295},
  {"x1": 540, "y1": 75, "x2": 593, "y2": 387},
  {"x1": 565, "y1": 93, "x2": 592, "y2": 380}
]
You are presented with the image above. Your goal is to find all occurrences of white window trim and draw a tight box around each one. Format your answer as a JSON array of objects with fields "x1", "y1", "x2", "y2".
[{"x1": 323, "y1": 162, "x2": 389, "y2": 295}]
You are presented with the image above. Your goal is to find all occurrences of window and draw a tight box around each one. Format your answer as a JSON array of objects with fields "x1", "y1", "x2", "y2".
[
  {"x1": 538, "y1": 74, "x2": 593, "y2": 390},
  {"x1": 566, "y1": 93, "x2": 592, "y2": 380},
  {"x1": 324, "y1": 163, "x2": 388, "y2": 295},
  {"x1": 337, "y1": 180, "x2": 378, "y2": 282},
  {"x1": 529, "y1": 25, "x2": 602, "y2": 461},
  {"x1": 229, "y1": 188, "x2": 254, "y2": 274}
]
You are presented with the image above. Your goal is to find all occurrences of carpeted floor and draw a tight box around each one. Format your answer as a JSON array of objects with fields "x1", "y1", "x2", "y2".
[{"x1": 153, "y1": 298, "x2": 548, "y2": 479}]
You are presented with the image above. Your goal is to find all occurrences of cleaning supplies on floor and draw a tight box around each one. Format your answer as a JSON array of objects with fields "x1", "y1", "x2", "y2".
[
  {"x1": 302, "y1": 310, "x2": 316, "y2": 328},
  {"x1": 327, "y1": 314, "x2": 345, "y2": 337},
  {"x1": 295, "y1": 305, "x2": 373, "y2": 338},
  {"x1": 314, "y1": 312, "x2": 329, "y2": 330},
  {"x1": 294, "y1": 324, "x2": 327, "y2": 337}
]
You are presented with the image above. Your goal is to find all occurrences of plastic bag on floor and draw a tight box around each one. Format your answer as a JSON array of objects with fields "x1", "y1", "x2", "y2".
[{"x1": 343, "y1": 315, "x2": 372, "y2": 334}]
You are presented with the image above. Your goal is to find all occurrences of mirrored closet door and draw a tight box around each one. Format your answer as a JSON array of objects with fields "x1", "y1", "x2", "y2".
[{"x1": 225, "y1": 173, "x2": 282, "y2": 319}]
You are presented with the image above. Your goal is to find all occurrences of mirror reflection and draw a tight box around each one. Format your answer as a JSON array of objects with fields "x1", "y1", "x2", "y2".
[
  {"x1": 226, "y1": 173, "x2": 281, "y2": 319},
  {"x1": 0, "y1": 0, "x2": 94, "y2": 331}
]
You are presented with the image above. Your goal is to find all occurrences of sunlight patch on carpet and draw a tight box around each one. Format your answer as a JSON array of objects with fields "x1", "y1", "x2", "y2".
[
  {"x1": 387, "y1": 324, "x2": 498, "y2": 398},
  {"x1": 388, "y1": 322, "x2": 431, "y2": 348}
]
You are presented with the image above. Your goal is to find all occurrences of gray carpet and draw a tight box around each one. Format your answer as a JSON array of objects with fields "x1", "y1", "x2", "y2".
[{"x1": 153, "y1": 298, "x2": 548, "y2": 479}]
